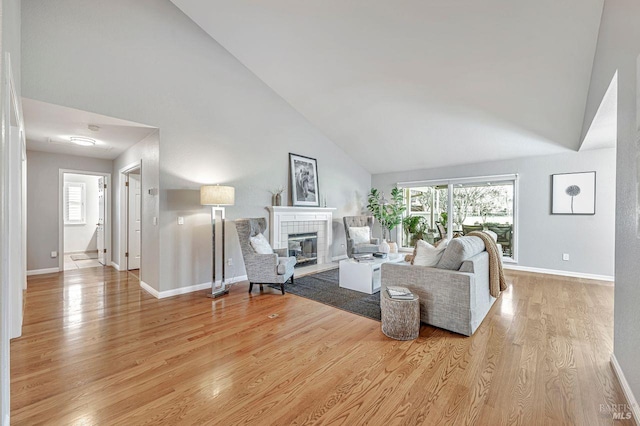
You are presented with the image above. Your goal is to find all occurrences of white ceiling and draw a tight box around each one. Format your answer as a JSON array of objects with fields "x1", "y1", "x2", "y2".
[
  {"x1": 23, "y1": 98, "x2": 157, "y2": 160},
  {"x1": 171, "y1": 0, "x2": 605, "y2": 174}
]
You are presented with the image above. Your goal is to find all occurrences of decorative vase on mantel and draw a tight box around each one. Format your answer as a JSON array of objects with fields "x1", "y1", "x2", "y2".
[{"x1": 272, "y1": 193, "x2": 282, "y2": 206}]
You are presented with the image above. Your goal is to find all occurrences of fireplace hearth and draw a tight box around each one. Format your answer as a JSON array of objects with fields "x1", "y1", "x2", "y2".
[{"x1": 288, "y1": 232, "x2": 318, "y2": 268}]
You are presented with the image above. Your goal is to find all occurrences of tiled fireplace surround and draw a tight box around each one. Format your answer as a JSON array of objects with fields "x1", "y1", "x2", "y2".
[{"x1": 266, "y1": 207, "x2": 336, "y2": 267}]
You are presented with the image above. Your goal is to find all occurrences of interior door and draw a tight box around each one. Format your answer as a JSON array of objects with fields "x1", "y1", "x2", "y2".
[
  {"x1": 97, "y1": 177, "x2": 105, "y2": 265},
  {"x1": 128, "y1": 172, "x2": 141, "y2": 270}
]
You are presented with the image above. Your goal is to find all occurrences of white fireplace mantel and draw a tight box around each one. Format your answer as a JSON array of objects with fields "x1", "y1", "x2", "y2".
[{"x1": 266, "y1": 206, "x2": 336, "y2": 265}]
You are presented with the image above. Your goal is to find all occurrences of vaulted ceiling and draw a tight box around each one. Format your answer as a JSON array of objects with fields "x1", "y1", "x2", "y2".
[{"x1": 171, "y1": 0, "x2": 605, "y2": 174}]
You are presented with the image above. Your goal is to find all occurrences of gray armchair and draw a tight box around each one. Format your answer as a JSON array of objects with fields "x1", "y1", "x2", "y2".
[
  {"x1": 235, "y1": 218, "x2": 296, "y2": 294},
  {"x1": 343, "y1": 216, "x2": 380, "y2": 258}
]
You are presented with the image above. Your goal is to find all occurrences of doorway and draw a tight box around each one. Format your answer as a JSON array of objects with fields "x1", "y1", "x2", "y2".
[
  {"x1": 59, "y1": 170, "x2": 111, "y2": 271},
  {"x1": 121, "y1": 163, "x2": 142, "y2": 277}
]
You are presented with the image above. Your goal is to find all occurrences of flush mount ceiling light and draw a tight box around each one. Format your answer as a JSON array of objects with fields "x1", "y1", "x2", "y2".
[
  {"x1": 87, "y1": 124, "x2": 100, "y2": 132},
  {"x1": 70, "y1": 136, "x2": 96, "y2": 147}
]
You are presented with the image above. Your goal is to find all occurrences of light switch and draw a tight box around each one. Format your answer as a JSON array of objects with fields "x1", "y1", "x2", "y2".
[
  {"x1": 51, "y1": 251, "x2": 58, "y2": 258},
  {"x1": 177, "y1": 216, "x2": 184, "y2": 225},
  {"x1": 153, "y1": 217, "x2": 158, "y2": 226}
]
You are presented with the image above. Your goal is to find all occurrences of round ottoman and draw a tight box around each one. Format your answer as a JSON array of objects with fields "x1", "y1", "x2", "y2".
[{"x1": 380, "y1": 289, "x2": 420, "y2": 340}]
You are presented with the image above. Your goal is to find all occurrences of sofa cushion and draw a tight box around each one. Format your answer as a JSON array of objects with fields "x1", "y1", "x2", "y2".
[
  {"x1": 412, "y1": 239, "x2": 448, "y2": 267},
  {"x1": 349, "y1": 226, "x2": 371, "y2": 245},
  {"x1": 250, "y1": 233, "x2": 273, "y2": 254},
  {"x1": 436, "y1": 236, "x2": 485, "y2": 270}
]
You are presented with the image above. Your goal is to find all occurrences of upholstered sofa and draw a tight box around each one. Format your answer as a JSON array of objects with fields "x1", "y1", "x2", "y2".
[{"x1": 381, "y1": 237, "x2": 498, "y2": 336}]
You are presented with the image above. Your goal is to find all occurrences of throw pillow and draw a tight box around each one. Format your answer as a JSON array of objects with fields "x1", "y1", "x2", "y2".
[
  {"x1": 250, "y1": 233, "x2": 273, "y2": 254},
  {"x1": 412, "y1": 239, "x2": 449, "y2": 267},
  {"x1": 349, "y1": 226, "x2": 370, "y2": 245}
]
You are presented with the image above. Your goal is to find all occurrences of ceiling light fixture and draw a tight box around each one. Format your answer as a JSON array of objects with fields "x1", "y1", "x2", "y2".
[
  {"x1": 70, "y1": 136, "x2": 96, "y2": 147},
  {"x1": 88, "y1": 124, "x2": 100, "y2": 132}
]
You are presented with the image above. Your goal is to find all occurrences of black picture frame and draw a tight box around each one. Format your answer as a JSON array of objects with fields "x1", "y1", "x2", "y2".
[
  {"x1": 551, "y1": 171, "x2": 596, "y2": 215},
  {"x1": 289, "y1": 153, "x2": 320, "y2": 207}
]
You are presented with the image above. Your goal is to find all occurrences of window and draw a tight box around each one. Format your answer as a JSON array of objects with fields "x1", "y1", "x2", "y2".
[
  {"x1": 399, "y1": 174, "x2": 518, "y2": 261},
  {"x1": 64, "y1": 182, "x2": 86, "y2": 225}
]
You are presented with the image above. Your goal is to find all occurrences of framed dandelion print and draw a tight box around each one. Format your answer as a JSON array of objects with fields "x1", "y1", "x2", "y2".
[{"x1": 551, "y1": 171, "x2": 596, "y2": 215}]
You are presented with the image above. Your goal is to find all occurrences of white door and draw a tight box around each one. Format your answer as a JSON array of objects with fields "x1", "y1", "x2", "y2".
[
  {"x1": 97, "y1": 177, "x2": 106, "y2": 265},
  {"x1": 128, "y1": 173, "x2": 141, "y2": 270}
]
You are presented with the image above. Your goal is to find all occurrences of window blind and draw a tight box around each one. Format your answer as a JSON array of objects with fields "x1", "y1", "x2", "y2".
[{"x1": 64, "y1": 182, "x2": 85, "y2": 224}]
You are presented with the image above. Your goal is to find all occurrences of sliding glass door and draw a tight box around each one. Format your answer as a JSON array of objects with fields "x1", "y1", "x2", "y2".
[{"x1": 400, "y1": 175, "x2": 518, "y2": 261}]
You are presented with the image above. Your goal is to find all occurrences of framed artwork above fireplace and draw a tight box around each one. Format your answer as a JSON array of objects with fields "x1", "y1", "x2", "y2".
[{"x1": 289, "y1": 153, "x2": 320, "y2": 207}]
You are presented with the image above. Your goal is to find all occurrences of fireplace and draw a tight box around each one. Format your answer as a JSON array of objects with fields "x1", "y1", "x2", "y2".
[
  {"x1": 267, "y1": 206, "x2": 335, "y2": 267},
  {"x1": 288, "y1": 232, "x2": 318, "y2": 268}
]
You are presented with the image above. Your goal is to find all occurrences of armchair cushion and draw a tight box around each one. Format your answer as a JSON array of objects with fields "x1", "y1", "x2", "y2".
[
  {"x1": 352, "y1": 244, "x2": 379, "y2": 254},
  {"x1": 349, "y1": 226, "x2": 371, "y2": 245},
  {"x1": 274, "y1": 248, "x2": 288, "y2": 258},
  {"x1": 250, "y1": 233, "x2": 273, "y2": 254}
]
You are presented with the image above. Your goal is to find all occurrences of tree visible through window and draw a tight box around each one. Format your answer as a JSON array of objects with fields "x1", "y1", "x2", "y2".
[
  {"x1": 400, "y1": 176, "x2": 517, "y2": 260},
  {"x1": 64, "y1": 182, "x2": 85, "y2": 224}
]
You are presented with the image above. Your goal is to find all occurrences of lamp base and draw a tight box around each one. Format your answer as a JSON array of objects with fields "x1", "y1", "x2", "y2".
[{"x1": 207, "y1": 286, "x2": 229, "y2": 298}]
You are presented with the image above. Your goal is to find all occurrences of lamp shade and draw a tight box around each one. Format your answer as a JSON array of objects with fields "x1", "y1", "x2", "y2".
[{"x1": 200, "y1": 185, "x2": 235, "y2": 206}]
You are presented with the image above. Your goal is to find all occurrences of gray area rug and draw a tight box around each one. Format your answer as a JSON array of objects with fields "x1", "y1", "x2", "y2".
[
  {"x1": 70, "y1": 252, "x2": 98, "y2": 261},
  {"x1": 280, "y1": 269, "x2": 381, "y2": 321}
]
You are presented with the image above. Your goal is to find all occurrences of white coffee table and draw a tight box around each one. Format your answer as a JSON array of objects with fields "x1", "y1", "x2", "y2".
[{"x1": 339, "y1": 254, "x2": 404, "y2": 294}]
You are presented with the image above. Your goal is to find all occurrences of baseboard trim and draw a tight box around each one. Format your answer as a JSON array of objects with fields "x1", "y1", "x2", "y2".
[
  {"x1": 610, "y1": 354, "x2": 640, "y2": 424},
  {"x1": 331, "y1": 254, "x2": 348, "y2": 262},
  {"x1": 110, "y1": 261, "x2": 121, "y2": 271},
  {"x1": 139, "y1": 280, "x2": 160, "y2": 298},
  {"x1": 503, "y1": 264, "x2": 614, "y2": 282},
  {"x1": 26, "y1": 267, "x2": 60, "y2": 276},
  {"x1": 141, "y1": 275, "x2": 249, "y2": 299}
]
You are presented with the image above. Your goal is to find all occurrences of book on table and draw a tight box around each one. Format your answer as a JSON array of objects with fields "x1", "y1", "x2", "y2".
[
  {"x1": 354, "y1": 254, "x2": 374, "y2": 263},
  {"x1": 386, "y1": 286, "x2": 415, "y2": 300}
]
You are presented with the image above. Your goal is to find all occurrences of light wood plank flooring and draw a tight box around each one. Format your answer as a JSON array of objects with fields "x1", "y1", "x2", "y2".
[{"x1": 11, "y1": 267, "x2": 633, "y2": 425}]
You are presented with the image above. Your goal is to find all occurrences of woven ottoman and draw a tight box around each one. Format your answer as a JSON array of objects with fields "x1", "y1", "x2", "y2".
[{"x1": 380, "y1": 289, "x2": 420, "y2": 340}]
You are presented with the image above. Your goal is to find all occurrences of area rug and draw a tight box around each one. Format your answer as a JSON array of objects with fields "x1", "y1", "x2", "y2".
[
  {"x1": 70, "y1": 252, "x2": 98, "y2": 261},
  {"x1": 279, "y1": 268, "x2": 381, "y2": 321}
]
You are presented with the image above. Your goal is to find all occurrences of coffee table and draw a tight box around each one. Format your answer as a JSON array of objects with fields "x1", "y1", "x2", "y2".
[{"x1": 339, "y1": 254, "x2": 404, "y2": 294}]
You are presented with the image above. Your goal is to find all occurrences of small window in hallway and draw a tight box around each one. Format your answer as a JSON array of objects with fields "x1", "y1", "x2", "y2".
[{"x1": 64, "y1": 182, "x2": 85, "y2": 224}]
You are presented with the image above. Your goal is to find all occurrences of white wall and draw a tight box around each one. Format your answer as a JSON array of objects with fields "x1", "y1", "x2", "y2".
[
  {"x1": 21, "y1": 0, "x2": 371, "y2": 293},
  {"x1": 63, "y1": 173, "x2": 99, "y2": 254},
  {"x1": 26, "y1": 150, "x2": 113, "y2": 271},
  {"x1": 372, "y1": 148, "x2": 616, "y2": 278},
  {"x1": 112, "y1": 131, "x2": 160, "y2": 289},
  {"x1": 585, "y1": 0, "x2": 640, "y2": 411}
]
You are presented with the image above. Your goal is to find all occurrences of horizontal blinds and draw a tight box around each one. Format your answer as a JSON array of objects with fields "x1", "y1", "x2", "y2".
[{"x1": 65, "y1": 182, "x2": 85, "y2": 224}]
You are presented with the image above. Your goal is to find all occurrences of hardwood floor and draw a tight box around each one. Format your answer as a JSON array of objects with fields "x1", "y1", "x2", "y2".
[{"x1": 11, "y1": 267, "x2": 633, "y2": 425}]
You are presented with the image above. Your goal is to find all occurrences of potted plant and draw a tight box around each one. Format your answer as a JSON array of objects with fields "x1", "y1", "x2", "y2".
[
  {"x1": 439, "y1": 211, "x2": 448, "y2": 229},
  {"x1": 403, "y1": 215, "x2": 429, "y2": 246},
  {"x1": 367, "y1": 186, "x2": 406, "y2": 252}
]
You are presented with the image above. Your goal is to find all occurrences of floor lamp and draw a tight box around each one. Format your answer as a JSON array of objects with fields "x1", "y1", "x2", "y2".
[{"x1": 200, "y1": 185, "x2": 235, "y2": 298}]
